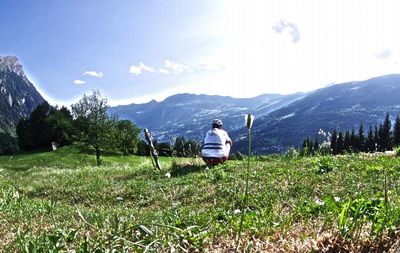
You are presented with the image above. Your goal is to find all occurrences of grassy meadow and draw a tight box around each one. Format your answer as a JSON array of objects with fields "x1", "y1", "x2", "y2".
[{"x1": 1, "y1": 147, "x2": 400, "y2": 252}]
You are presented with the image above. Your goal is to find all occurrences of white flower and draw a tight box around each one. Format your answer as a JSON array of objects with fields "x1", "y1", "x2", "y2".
[
  {"x1": 234, "y1": 209, "x2": 241, "y2": 214},
  {"x1": 13, "y1": 191, "x2": 20, "y2": 199},
  {"x1": 245, "y1": 114, "x2": 254, "y2": 129},
  {"x1": 165, "y1": 172, "x2": 171, "y2": 178},
  {"x1": 334, "y1": 197, "x2": 341, "y2": 202},
  {"x1": 116, "y1": 197, "x2": 124, "y2": 202},
  {"x1": 315, "y1": 199, "x2": 325, "y2": 206}
]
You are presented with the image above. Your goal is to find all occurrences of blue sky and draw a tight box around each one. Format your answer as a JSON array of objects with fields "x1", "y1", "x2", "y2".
[{"x1": 1, "y1": 0, "x2": 400, "y2": 106}]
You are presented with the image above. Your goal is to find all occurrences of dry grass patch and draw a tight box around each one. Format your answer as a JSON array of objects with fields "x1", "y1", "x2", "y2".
[{"x1": 207, "y1": 221, "x2": 400, "y2": 253}]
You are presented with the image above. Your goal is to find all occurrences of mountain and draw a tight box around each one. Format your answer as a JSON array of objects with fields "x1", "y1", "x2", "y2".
[
  {"x1": 0, "y1": 56, "x2": 46, "y2": 136},
  {"x1": 110, "y1": 74, "x2": 400, "y2": 154},
  {"x1": 108, "y1": 92, "x2": 305, "y2": 142},
  {"x1": 232, "y1": 74, "x2": 400, "y2": 153}
]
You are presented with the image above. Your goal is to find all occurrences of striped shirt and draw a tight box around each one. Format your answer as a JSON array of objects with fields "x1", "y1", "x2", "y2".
[{"x1": 201, "y1": 128, "x2": 232, "y2": 158}]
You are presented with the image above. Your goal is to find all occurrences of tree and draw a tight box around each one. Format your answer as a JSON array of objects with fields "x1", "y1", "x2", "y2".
[
  {"x1": 357, "y1": 123, "x2": 365, "y2": 152},
  {"x1": 173, "y1": 136, "x2": 186, "y2": 157},
  {"x1": 113, "y1": 120, "x2": 140, "y2": 154},
  {"x1": 337, "y1": 132, "x2": 344, "y2": 154},
  {"x1": 183, "y1": 139, "x2": 201, "y2": 157},
  {"x1": 330, "y1": 129, "x2": 338, "y2": 155},
  {"x1": 157, "y1": 142, "x2": 173, "y2": 156},
  {"x1": 393, "y1": 115, "x2": 400, "y2": 147},
  {"x1": 16, "y1": 102, "x2": 52, "y2": 150},
  {"x1": 350, "y1": 128, "x2": 357, "y2": 152},
  {"x1": 136, "y1": 140, "x2": 150, "y2": 156},
  {"x1": 0, "y1": 132, "x2": 19, "y2": 154},
  {"x1": 313, "y1": 137, "x2": 319, "y2": 154},
  {"x1": 374, "y1": 125, "x2": 379, "y2": 151},
  {"x1": 344, "y1": 131, "x2": 351, "y2": 153},
  {"x1": 71, "y1": 90, "x2": 114, "y2": 166},
  {"x1": 366, "y1": 126, "x2": 375, "y2": 152},
  {"x1": 301, "y1": 137, "x2": 313, "y2": 156},
  {"x1": 46, "y1": 106, "x2": 74, "y2": 146},
  {"x1": 381, "y1": 112, "x2": 392, "y2": 151}
]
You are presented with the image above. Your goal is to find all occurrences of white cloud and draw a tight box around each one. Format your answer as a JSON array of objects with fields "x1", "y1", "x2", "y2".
[
  {"x1": 374, "y1": 49, "x2": 392, "y2": 60},
  {"x1": 129, "y1": 65, "x2": 142, "y2": 75},
  {"x1": 139, "y1": 62, "x2": 154, "y2": 72},
  {"x1": 129, "y1": 62, "x2": 155, "y2": 75},
  {"x1": 73, "y1": 80, "x2": 86, "y2": 85},
  {"x1": 83, "y1": 71, "x2": 104, "y2": 78},
  {"x1": 164, "y1": 60, "x2": 193, "y2": 74},
  {"x1": 197, "y1": 59, "x2": 224, "y2": 71},
  {"x1": 159, "y1": 68, "x2": 169, "y2": 74},
  {"x1": 272, "y1": 19, "x2": 301, "y2": 44}
]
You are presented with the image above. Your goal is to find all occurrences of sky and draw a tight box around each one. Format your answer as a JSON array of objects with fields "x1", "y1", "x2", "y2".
[{"x1": 1, "y1": 0, "x2": 399, "y2": 106}]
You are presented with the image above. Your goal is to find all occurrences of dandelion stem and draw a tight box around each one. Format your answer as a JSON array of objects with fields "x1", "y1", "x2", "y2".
[
  {"x1": 384, "y1": 166, "x2": 388, "y2": 211},
  {"x1": 235, "y1": 127, "x2": 251, "y2": 252}
]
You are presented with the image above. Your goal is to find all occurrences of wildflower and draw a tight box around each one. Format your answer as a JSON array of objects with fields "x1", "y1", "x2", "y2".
[
  {"x1": 334, "y1": 196, "x2": 341, "y2": 202},
  {"x1": 116, "y1": 197, "x2": 124, "y2": 202},
  {"x1": 234, "y1": 209, "x2": 241, "y2": 214},
  {"x1": 315, "y1": 199, "x2": 325, "y2": 206},
  {"x1": 245, "y1": 114, "x2": 254, "y2": 129},
  {"x1": 165, "y1": 172, "x2": 171, "y2": 178},
  {"x1": 236, "y1": 113, "x2": 254, "y2": 252}
]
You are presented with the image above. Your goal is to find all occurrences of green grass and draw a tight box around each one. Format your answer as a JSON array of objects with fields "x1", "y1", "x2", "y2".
[{"x1": 1, "y1": 147, "x2": 400, "y2": 252}]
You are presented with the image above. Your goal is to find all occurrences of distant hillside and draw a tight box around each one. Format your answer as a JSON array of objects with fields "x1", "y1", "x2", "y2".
[
  {"x1": 0, "y1": 56, "x2": 45, "y2": 136},
  {"x1": 3, "y1": 56, "x2": 399, "y2": 156},
  {"x1": 110, "y1": 74, "x2": 400, "y2": 154},
  {"x1": 232, "y1": 74, "x2": 400, "y2": 153},
  {"x1": 108, "y1": 92, "x2": 304, "y2": 141}
]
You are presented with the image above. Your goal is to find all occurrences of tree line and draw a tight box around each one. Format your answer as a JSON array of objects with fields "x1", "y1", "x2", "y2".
[
  {"x1": 301, "y1": 112, "x2": 400, "y2": 155},
  {"x1": 16, "y1": 91, "x2": 140, "y2": 165},
  {"x1": 11, "y1": 90, "x2": 202, "y2": 164},
  {"x1": 136, "y1": 136, "x2": 202, "y2": 158}
]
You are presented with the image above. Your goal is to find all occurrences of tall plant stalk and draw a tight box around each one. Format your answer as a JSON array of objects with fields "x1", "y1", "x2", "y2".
[{"x1": 235, "y1": 114, "x2": 254, "y2": 252}]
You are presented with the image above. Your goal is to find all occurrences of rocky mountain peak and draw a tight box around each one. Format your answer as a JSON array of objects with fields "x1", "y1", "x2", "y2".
[
  {"x1": 0, "y1": 56, "x2": 25, "y2": 77},
  {"x1": 0, "y1": 56, "x2": 45, "y2": 137}
]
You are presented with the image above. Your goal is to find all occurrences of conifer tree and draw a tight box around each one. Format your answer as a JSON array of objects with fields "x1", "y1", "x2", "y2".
[
  {"x1": 381, "y1": 112, "x2": 392, "y2": 151},
  {"x1": 337, "y1": 131, "x2": 344, "y2": 154},
  {"x1": 330, "y1": 129, "x2": 338, "y2": 155},
  {"x1": 367, "y1": 126, "x2": 375, "y2": 152},
  {"x1": 393, "y1": 115, "x2": 400, "y2": 147},
  {"x1": 344, "y1": 131, "x2": 351, "y2": 153},
  {"x1": 301, "y1": 137, "x2": 312, "y2": 156},
  {"x1": 350, "y1": 128, "x2": 357, "y2": 152},
  {"x1": 357, "y1": 123, "x2": 365, "y2": 152},
  {"x1": 313, "y1": 137, "x2": 319, "y2": 154},
  {"x1": 374, "y1": 125, "x2": 379, "y2": 151}
]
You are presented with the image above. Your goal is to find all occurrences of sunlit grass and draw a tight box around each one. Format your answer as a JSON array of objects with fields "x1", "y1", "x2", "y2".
[{"x1": 1, "y1": 147, "x2": 400, "y2": 251}]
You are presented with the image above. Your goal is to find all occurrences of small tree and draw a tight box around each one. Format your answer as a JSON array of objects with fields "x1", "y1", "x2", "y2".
[
  {"x1": 173, "y1": 136, "x2": 186, "y2": 157},
  {"x1": 300, "y1": 137, "x2": 313, "y2": 156},
  {"x1": 113, "y1": 120, "x2": 140, "y2": 155},
  {"x1": 71, "y1": 90, "x2": 113, "y2": 166}
]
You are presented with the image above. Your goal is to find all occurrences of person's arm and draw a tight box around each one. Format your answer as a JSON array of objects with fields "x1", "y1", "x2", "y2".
[{"x1": 225, "y1": 132, "x2": 232, "y2": 146}]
